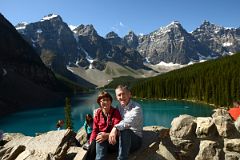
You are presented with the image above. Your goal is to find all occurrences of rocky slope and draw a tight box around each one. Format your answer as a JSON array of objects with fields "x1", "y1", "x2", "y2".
[
  {"x1": 15, "y1": 14, "x2": 240, "y2": 79},
  {"x1": 73, "y1": 24, "x2": 146, "y2": 70},
  {"x1": 1, "y1": 109, "x2": 240, "y2": 160},
  {"x1": 0, "y1": 13, "x2": 62, "y2": 116},
  {"x1": 192, "y1": 20, "x2": 240, "y2": 56},
  {"x1": 137, "y1": 21, "x2": 215, "y2": 64},
  {"x1": 16, "y1": 14, "x2": 96, "y2": 88}
]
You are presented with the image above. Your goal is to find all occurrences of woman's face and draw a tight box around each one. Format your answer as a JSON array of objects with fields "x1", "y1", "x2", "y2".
[{"x1": 99, "y1": 97, "x2": 111, "y2": 112}]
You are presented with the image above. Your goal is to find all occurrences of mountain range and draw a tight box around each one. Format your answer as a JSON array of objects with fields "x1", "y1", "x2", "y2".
[
  {"x1": 15, "y1": 14, "x2": 240, "y2": 87},
  {"x1": 4, "y1": 13, "x2": 240, "y2": 87},
  {"x1": 0, "y1": 12, "x2": 239, "y2": 115}
]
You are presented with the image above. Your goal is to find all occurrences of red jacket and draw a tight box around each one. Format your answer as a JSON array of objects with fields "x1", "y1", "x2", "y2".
[{"x1": 89, "y1": 107, "x2": 121, "y2": 143}]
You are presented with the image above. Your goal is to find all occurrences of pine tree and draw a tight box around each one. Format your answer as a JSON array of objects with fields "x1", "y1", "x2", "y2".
[
  {"x1": 64, "y1": 97, "x2": 73, "y2": 129},
  {"x1": 131, "y1": 52, "x2": 240, "y2": 107}
]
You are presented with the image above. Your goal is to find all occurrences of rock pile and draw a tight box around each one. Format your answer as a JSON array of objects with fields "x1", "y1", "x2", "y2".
[
  {"x1": 158, "y1": 109, "x2": 240, "y2": 160},
  {"x1": 0, "y1": 129, "x2": 78, "y2": 160},
  {"x1": 0, "y1": 109, "x2": 240, "y2": 160}
]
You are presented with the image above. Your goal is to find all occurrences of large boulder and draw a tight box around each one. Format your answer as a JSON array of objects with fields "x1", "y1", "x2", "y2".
[
  {"x1": 75, "y1": 127, "x2": 87, "y2": 146},
  {"x1": 0, "y1": 129, "x2": 76, "y2": 160},
  {"x1": 224, "y1": 138, "x2": 240, "y2": 153},
  {"x1": 170, "y1": 114, "x2": 197, "y2": 139},
  {"x1": 92, "y1": 126, "x2": 170, "y2": 160},
  {"x1": 195, "y1": 140, "x2": 222, "y2": 160},
  {"x1": 212, "y1": 110, "x2": 240, "y2": 138},
  {"x1": 195, "y1": 117, "x2": 219, "y2": 139}
]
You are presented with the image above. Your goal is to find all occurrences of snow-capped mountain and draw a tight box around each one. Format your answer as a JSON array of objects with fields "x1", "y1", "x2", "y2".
[
  {"x1": 73, "y1": 24, "x2": 146, "y2": 70},
  {"x1": 15, "y1": 14, "x2": 240, "y2": 77},
  {"x1": 192, "y1": 20, "x2": 240, "y2": 56},
  {"x1": 16, "y1": 14, "x2": 80, "y2": 71},
  {"x1": 136, "y1": 21, "x2": 215, "y2": 64}
]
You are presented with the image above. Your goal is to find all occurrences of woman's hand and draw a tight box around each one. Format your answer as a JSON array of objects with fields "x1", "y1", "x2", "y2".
[{"x1": 96, "y1": 132, "x2": 109, "y2": 143}]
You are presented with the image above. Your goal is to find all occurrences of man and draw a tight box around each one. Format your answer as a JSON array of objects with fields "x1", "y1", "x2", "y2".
[{"x1": 109, "y1": 85, "x2": 143, "y2": 160}]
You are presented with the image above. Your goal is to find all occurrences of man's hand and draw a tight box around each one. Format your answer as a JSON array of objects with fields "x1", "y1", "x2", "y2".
[
  {"x1": 96, "y1": 132, "x2": 108, "y2": 143},
  {"x1": 108, "y1": 127, "x2": 118, "y2": 145}
]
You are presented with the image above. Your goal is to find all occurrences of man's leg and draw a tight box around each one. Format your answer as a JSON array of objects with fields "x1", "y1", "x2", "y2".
[
  {"x1": 117, "y1": 129, "x2": 142, "y2": 160},
  {"x1": 96, "y1": 141, "x2": 108, "y2": 160}
]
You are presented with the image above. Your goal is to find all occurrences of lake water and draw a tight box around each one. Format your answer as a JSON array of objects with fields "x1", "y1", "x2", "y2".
[{"x1": 0, "y1": 91, "x2": 213, "y2": 136}]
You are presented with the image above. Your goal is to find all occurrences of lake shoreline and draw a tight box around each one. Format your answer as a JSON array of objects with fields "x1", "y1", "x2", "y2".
[{"x1": 132, "y1": 96, "x2": 222, "y2": 109}]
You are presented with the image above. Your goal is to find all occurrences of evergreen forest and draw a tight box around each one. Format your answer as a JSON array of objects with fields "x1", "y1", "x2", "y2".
[{"x1": 131, "y1": 53, "x2": 240, "y2": 107}]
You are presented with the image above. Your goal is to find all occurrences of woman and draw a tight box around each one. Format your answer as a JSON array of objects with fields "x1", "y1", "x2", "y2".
[
  {"x1": 56, "y1": 120, "x2": 64, "y2": 130},
  {"x1": 87, "y1": 91, "x2": 121, "y2": 160},
  {"x1": 84, "y1": 114, "x2": 93, "y2": 141}
]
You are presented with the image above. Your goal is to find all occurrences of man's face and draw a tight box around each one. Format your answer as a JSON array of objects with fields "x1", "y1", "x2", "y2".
[{"x1": 115, "y1": 88, "x2": 131, "y2": 106}]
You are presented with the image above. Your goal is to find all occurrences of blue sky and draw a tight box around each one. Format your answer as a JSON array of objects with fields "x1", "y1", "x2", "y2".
[{"x1": 0, "y1": 0, "x2": 239, "y2": 37}]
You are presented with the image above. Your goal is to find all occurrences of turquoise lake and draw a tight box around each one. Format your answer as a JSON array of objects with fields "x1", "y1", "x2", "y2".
[{"x1": 0, "y1": 91, "x2": 213, "y2": 136}]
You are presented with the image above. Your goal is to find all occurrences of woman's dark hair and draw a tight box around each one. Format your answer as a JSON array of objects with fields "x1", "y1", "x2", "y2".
[
  {"x1": 97, "y1": 91, "x2": 113, "y2": 105},
  {"x1": 86, "y1": 114, "x2": 93, "y2": 125}
]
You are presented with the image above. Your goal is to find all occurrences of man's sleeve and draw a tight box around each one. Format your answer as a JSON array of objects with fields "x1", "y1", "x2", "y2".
[{"x1": 115, "y1": 106, "x2": 142, "y2": 131}]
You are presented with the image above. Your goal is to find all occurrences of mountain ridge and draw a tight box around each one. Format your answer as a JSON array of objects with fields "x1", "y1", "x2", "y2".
[
  {"x1": 15, "y1": 14, "x2": 240, "y2": 66},
  {"x1": 12, "y1": 13, "x2": 240, "y2": 87}
]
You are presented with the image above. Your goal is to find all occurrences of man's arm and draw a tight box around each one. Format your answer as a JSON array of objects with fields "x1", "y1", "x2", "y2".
[{"x1": 115, "y1": 105, "x2": 143, "y2": 131}]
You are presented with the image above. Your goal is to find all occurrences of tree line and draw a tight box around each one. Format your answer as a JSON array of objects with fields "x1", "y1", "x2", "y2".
[{"x1": 131, "y1": 53, "x2": 240, "y2": 107}]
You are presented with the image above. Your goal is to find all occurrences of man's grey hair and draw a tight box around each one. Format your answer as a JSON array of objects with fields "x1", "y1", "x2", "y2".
[{"x1": 115, "y1": 85, "x2": 130, "y2": 92}]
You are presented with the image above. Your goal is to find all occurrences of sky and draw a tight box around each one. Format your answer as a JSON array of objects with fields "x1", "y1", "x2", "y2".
[{"x1": 0, "y1": 0, "x2": 240, "y2": 37}]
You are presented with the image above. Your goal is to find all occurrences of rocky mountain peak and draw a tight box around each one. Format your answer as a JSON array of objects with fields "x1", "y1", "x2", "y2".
[
  {"x1": 192, "y1": 21, "x2": 240, "y2": 56},
  {"x1": 15, "y1": 22, "x2": 28, "y2": 30},
  {"x1": 137, "y1": 20, "x2": 213, "y2": 64},
  {"x1": 159, "y1": 21, "x2": 184, "y2": 33},
  {"x1": 105, "y1": 31, "x2": 120, "y2": 39},
  {"x1": 124, "y1": 31, "x2": 139, "y2": 49},
  {"x1": 167, "y1": 21, "x2": 181, "y2": 27},
  {"x1": 40, "y1": 14, "x2": 62, "y2": 22},
  {"x1": 125, "y1": 30, "x2": 137, "y2": 39},
  {"x1": 196, "y1": 20, "x2": 223, "y2": 34},
  {"x1": 105, "y1": 31, "x2": 126, "y2": 46},
  {"x1": 73, "y1": 24, "x2": 98, "y2": 36}
]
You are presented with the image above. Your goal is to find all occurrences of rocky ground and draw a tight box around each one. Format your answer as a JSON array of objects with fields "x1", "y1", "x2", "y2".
[{"x1": 1, "y1": 109, "x2": 240, "y2": 160}]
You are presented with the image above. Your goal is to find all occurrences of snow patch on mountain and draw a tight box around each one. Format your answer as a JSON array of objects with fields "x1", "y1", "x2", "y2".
[
  {"x1": 106, "y1": 52, "x2": 113, "y2": 58},
  {"x1": 81, "y1": 48, "x2": 94, "y2": 69},
  {"x1": 69, "y1": 25, "x2": 77, "y2": 31},
  {"x1": 40, "y1": 14, "x2": 58, "y2": 22},
  {"x1": 223, "y1": 42, "x2": 233, "y2": 47},
  {"x1": 15, "y1": 22, "x2": 28, "y2": 30},
  {"x1": 36, "y1": 29, "x2": 42, "y2": 34}
]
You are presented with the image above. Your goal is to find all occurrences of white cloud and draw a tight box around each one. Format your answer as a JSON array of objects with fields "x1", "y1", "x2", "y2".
[
  {"x1": 110, "y1": 21, "x2": 130, "y2": 36},
  {"x1": 119, "y1": 22, "x2": 125, "y2": 27}
]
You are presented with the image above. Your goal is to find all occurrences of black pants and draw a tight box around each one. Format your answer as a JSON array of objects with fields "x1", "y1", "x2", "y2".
[{"x1": 85, "y1": 140, "x2": 96, "y2": 160}]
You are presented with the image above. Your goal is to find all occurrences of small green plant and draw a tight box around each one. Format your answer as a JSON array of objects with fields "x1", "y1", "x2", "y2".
[{"x1": 64, "y1": 97, "x2": 73, "y2": 129}]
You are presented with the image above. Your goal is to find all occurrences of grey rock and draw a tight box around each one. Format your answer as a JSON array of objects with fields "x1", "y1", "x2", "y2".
[
  {"x1": 213, "y1": 115, "x2": 240, "y2": 138},
  {"x1": 195, "y1": 140, "x2": 222, "y2": 160},
  {"x1": 0, "y1": 129, "x2": 76, "y2": 160},
  {"x1": 225, "y1": 152, "x2": 240, "y2": 160},
  {"x1": 0, "y1": 145, "x2": 25, "y2": 160},
  {"x1": 170, "y1": 114, "x2": 197, "y2": 139},
  {"x1": 195, "y1": 117, "x2": 219, "y2": 139},
  {"x1": 224, "y1": 138, "x2": 240, "y2": 153}
]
